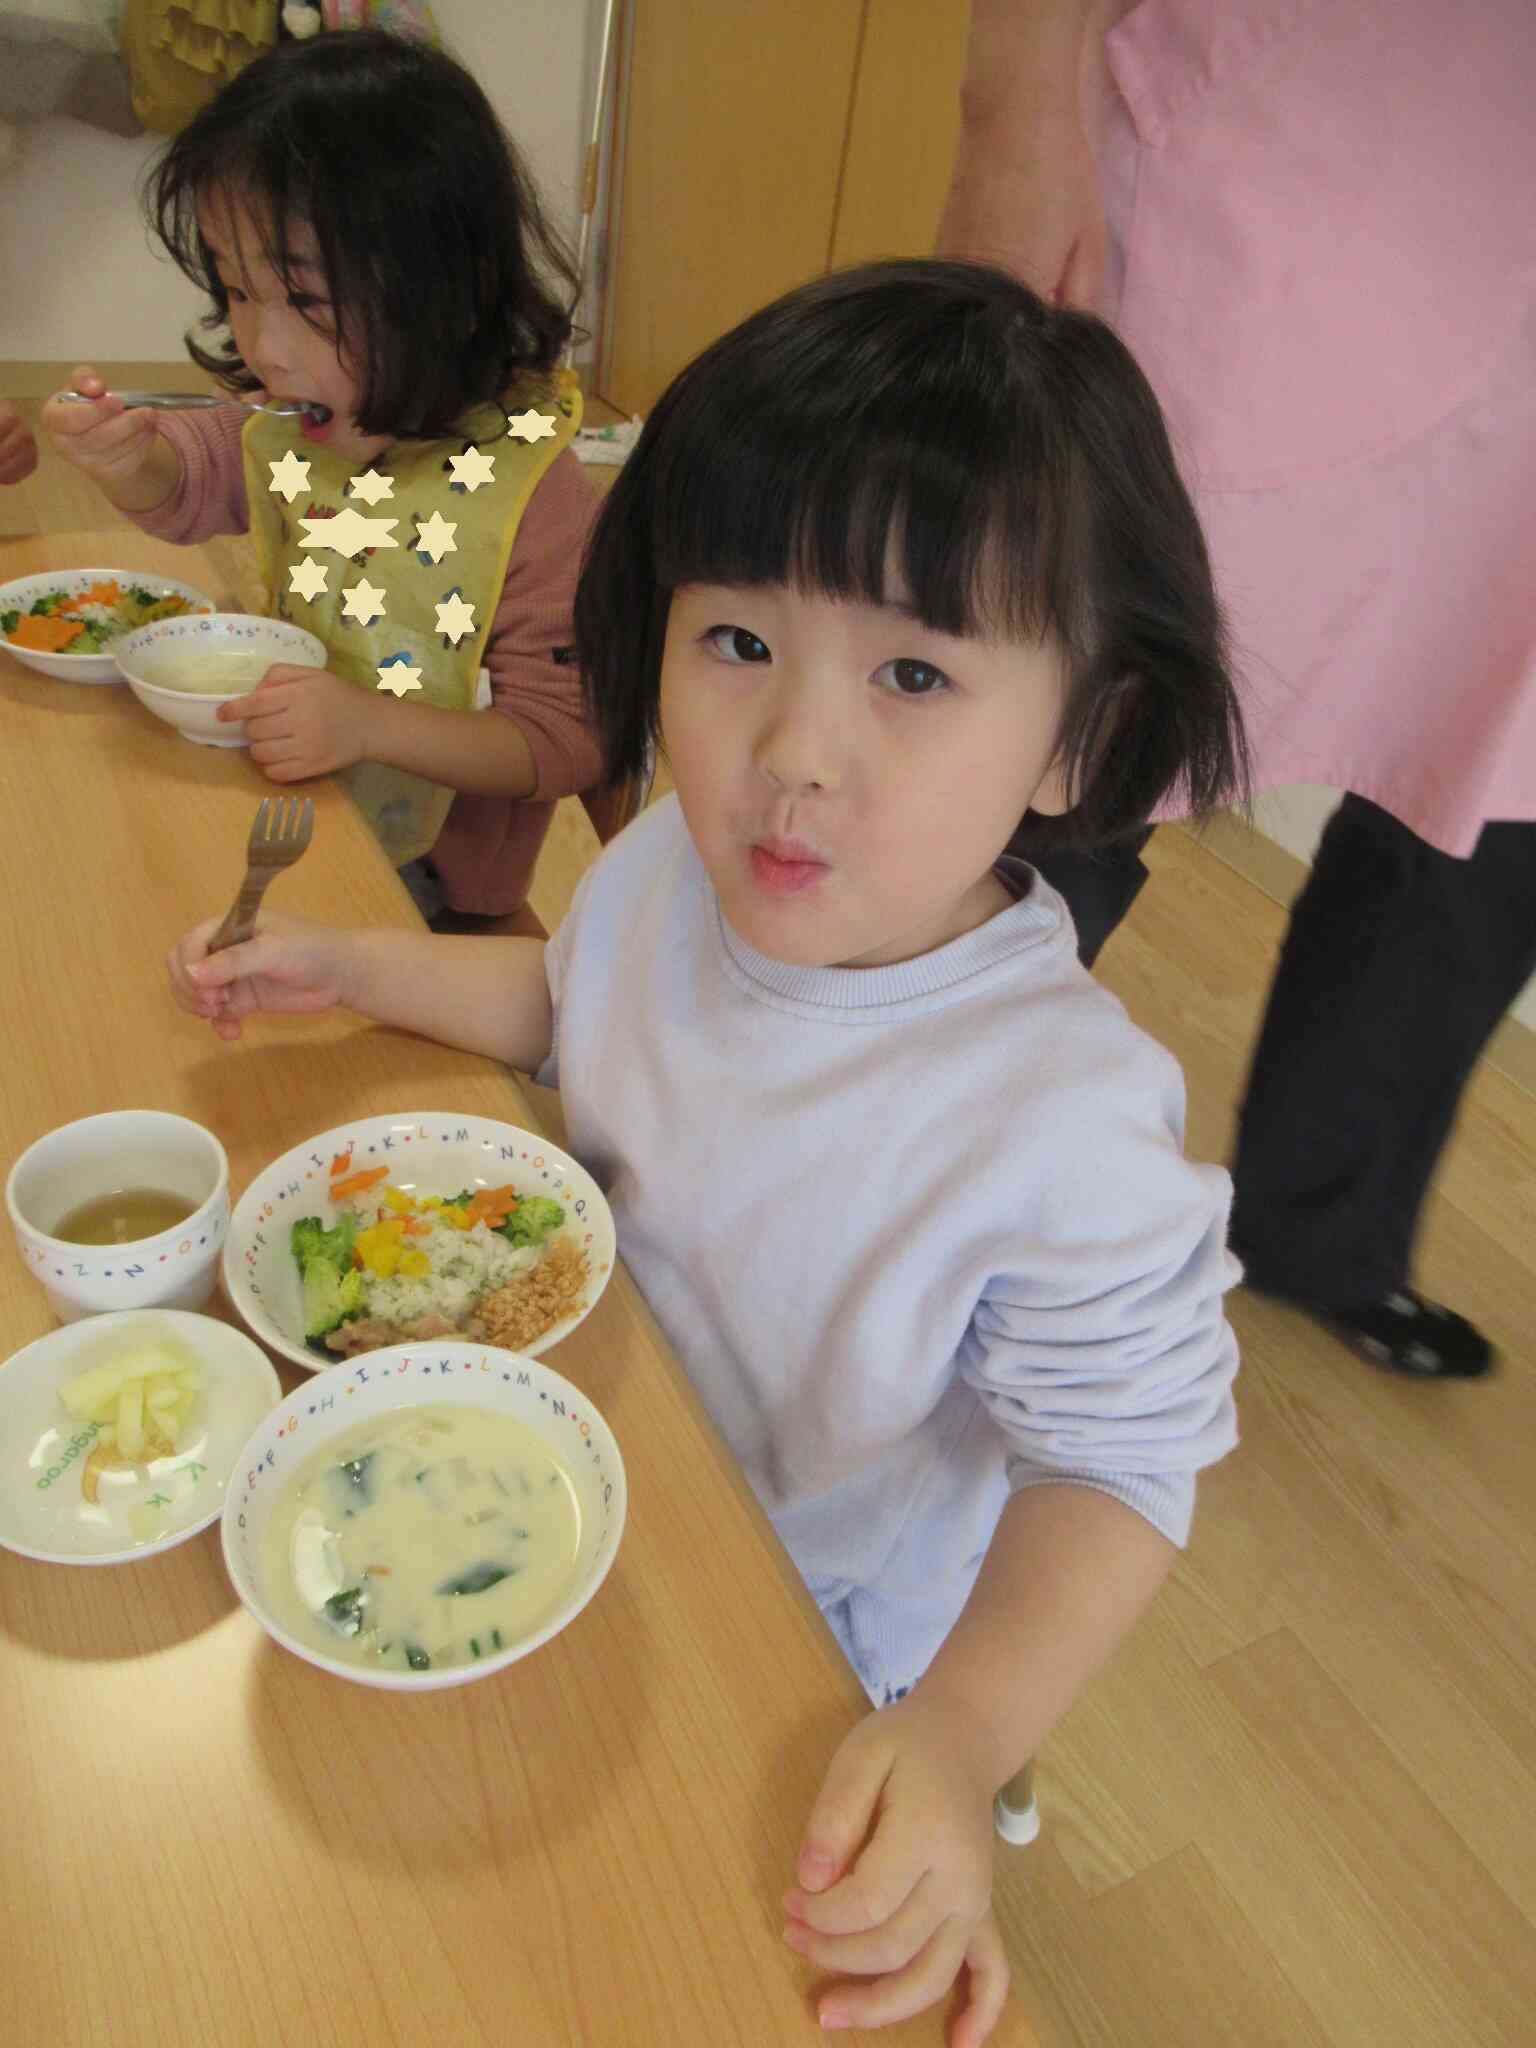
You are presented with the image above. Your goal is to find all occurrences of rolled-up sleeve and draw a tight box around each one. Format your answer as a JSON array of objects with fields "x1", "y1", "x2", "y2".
[
  {"x1": 959, "y1": 1102, "x2": 1241, "y2": 1550},
  {"x1": 128, "y1": 406, "x2": 250, "y2": 543},
  {"x1": 482, "y1": 451, "x2": 604, "y2": 801}
]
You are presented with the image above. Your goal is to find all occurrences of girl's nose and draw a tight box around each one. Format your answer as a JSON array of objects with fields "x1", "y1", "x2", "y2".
[{"x1": 754, "y1": 680, "x2": 842, "y2": 795}]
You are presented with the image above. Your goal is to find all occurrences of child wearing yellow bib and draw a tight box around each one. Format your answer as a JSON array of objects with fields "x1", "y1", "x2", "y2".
[{"x1": 43, "y1": 29, "x2": 602, "y2": 926}]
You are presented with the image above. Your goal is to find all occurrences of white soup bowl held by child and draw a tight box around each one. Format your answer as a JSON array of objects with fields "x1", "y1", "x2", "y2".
[
  {"x1": 222, "y1": 1343, "x2": 627, "y2": 1691},
  {"x1": 115, "y1": 611, "x2": 326, "y2": 746},
  {"x1": 6, "y1": 1110, "x2": 230, "y2": 1322}
]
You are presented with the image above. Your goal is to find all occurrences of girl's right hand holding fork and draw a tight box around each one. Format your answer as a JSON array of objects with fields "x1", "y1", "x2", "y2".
[
  {"x1": 41, "y1": 366, "x2": 182, "y2": 513},
  {"x1": 169, "y1": 914, "x2": 357, "y2": 1042}
]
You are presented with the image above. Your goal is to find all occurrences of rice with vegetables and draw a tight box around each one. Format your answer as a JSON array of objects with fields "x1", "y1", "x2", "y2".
[{"x1": 292, "y1": 1158, "x2": 588, "y2": 1358}]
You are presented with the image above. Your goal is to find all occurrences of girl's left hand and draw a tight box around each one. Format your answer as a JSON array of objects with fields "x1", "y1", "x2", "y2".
[
  {"x1": 782, "y1": 1696, "x2": 1010, "y2": 2042},
  {"x1": 217, "y1": 663, "x2": 377, "y2": 780}
]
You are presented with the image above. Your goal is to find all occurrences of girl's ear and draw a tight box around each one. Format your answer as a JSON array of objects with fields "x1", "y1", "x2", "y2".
[{"x1": 1030, "y1": 753, "x2": 1073, "y2": 817}]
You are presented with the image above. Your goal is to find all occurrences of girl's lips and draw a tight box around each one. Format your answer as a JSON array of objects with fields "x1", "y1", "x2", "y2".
[{"x1": 749, "y1": 842, "x2": 828, "y2": 896}]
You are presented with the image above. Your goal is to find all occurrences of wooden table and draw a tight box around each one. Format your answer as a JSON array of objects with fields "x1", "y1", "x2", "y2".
[{"x1": 0, "y1": 535, "x2": 1042, "y2": 2047}]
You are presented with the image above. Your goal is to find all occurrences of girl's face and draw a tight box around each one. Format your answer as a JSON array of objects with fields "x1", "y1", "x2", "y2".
[
  {"x1": 199, "y1": 195, "x2": 392, "y2": 469},
  {"x1": 660, "y1": 582, "x2": 1071, "y2": 970}
]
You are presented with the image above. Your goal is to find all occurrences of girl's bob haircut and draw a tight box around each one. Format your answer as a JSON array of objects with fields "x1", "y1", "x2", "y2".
[
  {"x1": 578, "y1": 259, "x2": 1248, "y2": 851},
  {"x1": 145, "y1": 28, "x2": 578, "y2": 441}
]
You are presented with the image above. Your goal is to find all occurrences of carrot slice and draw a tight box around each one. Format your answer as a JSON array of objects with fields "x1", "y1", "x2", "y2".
[
  {"x1": 8, "y1": 613, "x2": 86, "y2": 652},
  {"x1": 331, "y1": 1151, "x2": 353, "y2": 1177},
  {"x1": 60, "y1": 580, "x2": 122, "y2": 614},
  {"x1": 330, "y1": 1165, "x2": 390, "y2": 1201}
]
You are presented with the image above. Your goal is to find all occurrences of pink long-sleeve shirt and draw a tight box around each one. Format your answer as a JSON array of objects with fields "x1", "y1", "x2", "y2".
[{"x1": 131, "y1": 405, "x2": 604, "y2": 912}]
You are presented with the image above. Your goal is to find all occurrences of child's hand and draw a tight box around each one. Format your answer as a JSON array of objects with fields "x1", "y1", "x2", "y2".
[
  {"x1": 217, "y1": 665, "x2": 378, "y2": 780},
  {"x1": 0, "y1": 400, "x2": 38, "y2": 484},
  {"x1": 783, "y1": 1696, "x2": 1010, "y2": 2044},
  {"x1": 39, "y1": 367, "x2": 159, "y2": 492},
  {"x1": 168, "y1": 911, "x2": 355, "y2": 1041}
]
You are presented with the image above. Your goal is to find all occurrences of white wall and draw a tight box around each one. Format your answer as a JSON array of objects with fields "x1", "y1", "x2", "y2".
[{"x1": 0, "y1": 0, "x2": 605, "y2": 363}]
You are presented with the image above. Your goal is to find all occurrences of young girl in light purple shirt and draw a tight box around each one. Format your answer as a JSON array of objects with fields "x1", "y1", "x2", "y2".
[{"x1": 170, "y1": 260, "x2": 1249, "y2": 2046}]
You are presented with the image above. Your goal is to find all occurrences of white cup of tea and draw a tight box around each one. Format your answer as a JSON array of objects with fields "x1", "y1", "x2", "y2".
[{"x1": 6, "y1": 1111, "x2": 230, "y2": 1323}]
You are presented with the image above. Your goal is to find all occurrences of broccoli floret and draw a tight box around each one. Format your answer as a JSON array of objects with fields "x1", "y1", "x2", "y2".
[
  {"x1": 499, "y1": 1195, "x2": 565, "y2": 1249},
  {"x1": 1, "y1": 610, "x2": 17, "y2": 633},
  {"x1": 303, "y1": 1260, "x2": 365, "y2": 1343},
  {"x1": 291, "y1": 1211, "x2": 358, "y2": 1273}
]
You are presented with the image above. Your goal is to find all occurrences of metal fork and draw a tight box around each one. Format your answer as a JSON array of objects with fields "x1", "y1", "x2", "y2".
[
  {"x1": 208, "y1": 796, "x2": 316, "y2": 953},
  {"x1": 60, "y1": 391, "x2": 329, "y2": 418}
]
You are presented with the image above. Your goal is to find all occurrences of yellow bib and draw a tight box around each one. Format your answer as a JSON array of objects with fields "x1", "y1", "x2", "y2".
[{"x1": 243, "y1": 374, "x2": 581, "y2": 868}]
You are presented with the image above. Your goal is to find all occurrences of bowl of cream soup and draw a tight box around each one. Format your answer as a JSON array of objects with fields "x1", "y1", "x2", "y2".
[
  {"x1": 115, "y1": 612, "x2": 327, "y2": 746},
  {"x1": 221, "y1": 1341, "x2": 626, "y2": 1689}
]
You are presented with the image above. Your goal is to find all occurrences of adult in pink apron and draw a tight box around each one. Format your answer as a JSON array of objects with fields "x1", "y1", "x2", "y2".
[{"x1": 941, "y1": 0, "x2": 1536, "y2": 1376}]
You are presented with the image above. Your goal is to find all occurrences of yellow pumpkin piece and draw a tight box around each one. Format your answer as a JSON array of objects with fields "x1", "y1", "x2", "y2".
[
  {"x1": 398, "y1": 1249, "x2": 431, "y2": 1279},
  {"x1": 382, "y1": 1186, "x2": 417, "y2": 1215}
]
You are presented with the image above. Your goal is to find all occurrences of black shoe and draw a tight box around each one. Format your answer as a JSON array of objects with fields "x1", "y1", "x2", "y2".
[
  {"x1": 1241, "y1": 1269, "x2": 1496, "y2": 1379},
  {"x1": 1324, "y1": 1288, "x2": 1495, "y2": 1378}
]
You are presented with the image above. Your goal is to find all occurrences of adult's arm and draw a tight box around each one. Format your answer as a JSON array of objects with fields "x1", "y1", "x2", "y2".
[{"x1": 936, "y1": 0, "x2": 1131, "y2": 311}]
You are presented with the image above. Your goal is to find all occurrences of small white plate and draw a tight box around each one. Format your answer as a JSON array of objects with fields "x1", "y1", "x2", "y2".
[
  {"x1": 223, "y1": 1113, "x2": 616, "y2": 1375},
  {"x1": 0, "y1": 568, "x2": 216, "y2": 684},
  {"x1": 0, "y1": 1310, "x2": 282, "y2": 1565}
]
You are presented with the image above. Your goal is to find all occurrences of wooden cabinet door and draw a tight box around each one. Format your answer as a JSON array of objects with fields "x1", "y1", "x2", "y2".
[
  {"x1": 600, "y1": 1, "x2": 867, "y2": 417},
  {"x1": 830, "y1": 0, "x2": 969, "y2": 270}
]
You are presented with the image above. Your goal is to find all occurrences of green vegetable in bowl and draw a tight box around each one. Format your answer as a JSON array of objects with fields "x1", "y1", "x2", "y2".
[{"x1": 292, "y1": 1211, "x2": 365, "y2": 1348}]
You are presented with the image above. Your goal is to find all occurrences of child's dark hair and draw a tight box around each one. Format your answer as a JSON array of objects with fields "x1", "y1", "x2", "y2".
[
  {"x1": 145, "y1": 29, "x2": 578, "y2": 440},
  {"x1": 578, "y1": 260, "x2": 1248, "y2": 850}
]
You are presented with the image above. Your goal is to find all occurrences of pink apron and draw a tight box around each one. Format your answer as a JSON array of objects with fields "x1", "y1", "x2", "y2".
[{"x1": 1098, "y1": 0, "x2": 1536, "y2": 852}]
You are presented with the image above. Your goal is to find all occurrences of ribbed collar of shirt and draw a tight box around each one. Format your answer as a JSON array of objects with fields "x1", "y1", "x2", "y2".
[{"x1": 714, "y1": 855, "x2": 1066, "y2": 1017}]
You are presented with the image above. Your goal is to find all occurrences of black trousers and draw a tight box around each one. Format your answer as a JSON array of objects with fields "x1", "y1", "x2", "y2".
[{"x1": 1035, "y1": 796, "x2": 1536, "y2": 1308}]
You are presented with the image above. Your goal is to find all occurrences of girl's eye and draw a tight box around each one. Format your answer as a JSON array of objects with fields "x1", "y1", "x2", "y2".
[
  {"x1": 287, "y1": 294, "x2": 324, "y2": 314},
  {"x1": 704, "y1": 625, "x2": 771, "y2": 665},
  {"x1": 223, "y1": 285, "x2": 247, "y2": 304},
  {"x1": 876, "y1": 657, "x2": 951, "y2": 697}
]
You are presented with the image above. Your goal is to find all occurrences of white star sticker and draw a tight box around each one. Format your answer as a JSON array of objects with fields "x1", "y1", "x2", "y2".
[
  {"x1": 434, "y1": 591, "x2": 477, "y2": 646},
  {"x1": 287, "y1": 556, "x2": 330, "y2": 602},
  {"x1": 268, "y1": 449, "x2": 312, "y2": 503},
  {"x1": 376, "y1": 660, "x2": 423, "y2": 698},
  {"x1": 348, "y1": 468, "x2": 395, "y2": 506},
  {"x1": 507, "y1": 408, "x2": 557, "y2": 444},
  {"x1": 341, "y1": 577, "x2": 387, "y2": 626},
  {"x1": 299, "y1": 507, "x2": 398, "y2": 556},
  {"x1": 447, "y1": 445, "x2": 497, "y2": 491},
  {"x1": 413, "y1": 509, "x2": 458, "y2": 563}
]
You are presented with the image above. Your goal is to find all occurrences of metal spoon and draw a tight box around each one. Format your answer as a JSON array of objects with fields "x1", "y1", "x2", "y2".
[{"x1": 61, "y1": 390, "x2": 331, "y2": 420}]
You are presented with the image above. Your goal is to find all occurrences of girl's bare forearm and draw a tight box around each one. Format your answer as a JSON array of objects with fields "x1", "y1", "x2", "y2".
[
  {"x1": 914, "y1": 1481, "x2": 1176, "y2": 1791},
  {"x1": 344, "y1": 927, "x2": 554, "y2": 1072}
]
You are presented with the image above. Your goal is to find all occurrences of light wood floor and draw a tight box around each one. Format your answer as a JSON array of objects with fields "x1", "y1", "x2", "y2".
[{"x1": 10, "y1": 385, "x2": 1536, "y2": 2048}]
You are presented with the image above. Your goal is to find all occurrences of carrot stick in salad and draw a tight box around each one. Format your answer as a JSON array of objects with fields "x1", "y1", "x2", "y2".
[{"x1": 330, "y1": 1165, "x2": 390, "y2": 1201}]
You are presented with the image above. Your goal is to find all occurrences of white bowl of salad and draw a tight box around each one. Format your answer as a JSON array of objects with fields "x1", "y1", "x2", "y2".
[
  {"x1": 0, "y1": 567, "x2": 215, "y2": 684},
  {"x1": 223, "y1": 1113, "x2": 617, "y2": 1375}
]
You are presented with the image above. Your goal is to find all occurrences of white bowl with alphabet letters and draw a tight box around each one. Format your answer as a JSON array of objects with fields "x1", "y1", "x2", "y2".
[{"x1": 221, "y1": 1113, "x2": 615, "y2": 1375}]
